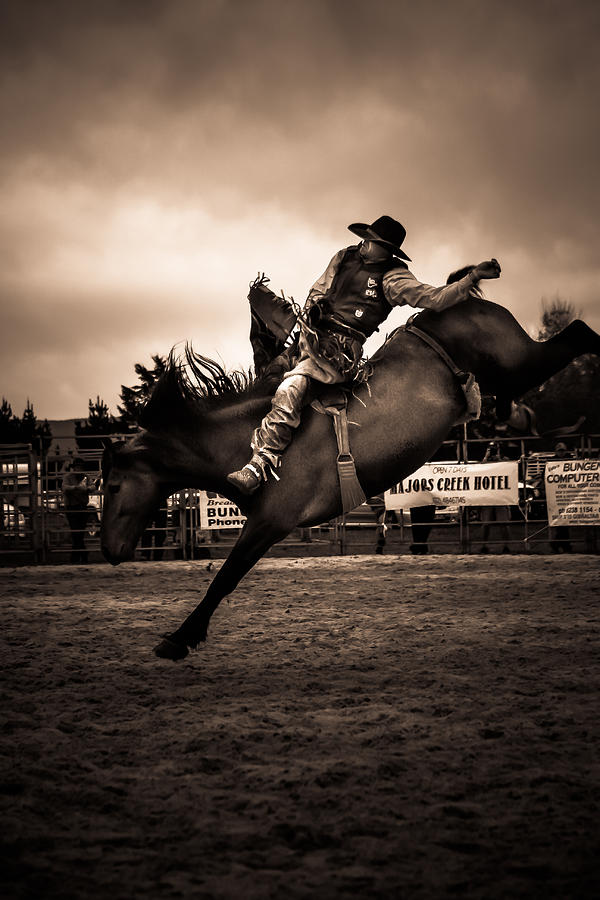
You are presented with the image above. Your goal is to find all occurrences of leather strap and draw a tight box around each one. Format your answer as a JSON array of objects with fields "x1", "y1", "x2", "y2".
[
  {"x1": 405, "y1": 324, "x2": 471, "y2": 384},
  {"x1": 311, "y1": 397, "x2": 366, "y2": 513}
]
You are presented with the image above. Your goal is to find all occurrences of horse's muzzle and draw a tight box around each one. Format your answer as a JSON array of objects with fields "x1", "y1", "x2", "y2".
[{"x1": 101, "y1": 542, "x2": 133, "y2": 565}]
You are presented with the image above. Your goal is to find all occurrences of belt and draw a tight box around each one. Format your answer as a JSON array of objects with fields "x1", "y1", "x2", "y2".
[{"x1": 319, "y1": 315, "x2": 367, "y2": 345}]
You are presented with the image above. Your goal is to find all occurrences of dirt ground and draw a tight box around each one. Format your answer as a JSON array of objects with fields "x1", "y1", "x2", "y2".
[{"x1": 1, "y1": 554, "x2": 599, "y2": 899}]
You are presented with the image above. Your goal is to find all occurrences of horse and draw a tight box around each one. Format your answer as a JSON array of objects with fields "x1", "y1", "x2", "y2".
[{"x1": 100, "y1": 298, "x2": 600, "y2": 660}]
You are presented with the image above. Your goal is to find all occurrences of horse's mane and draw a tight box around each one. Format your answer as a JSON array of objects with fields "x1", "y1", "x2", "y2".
[{"x1": 139, "y1": 345, "x2": 271, "y2": 431}]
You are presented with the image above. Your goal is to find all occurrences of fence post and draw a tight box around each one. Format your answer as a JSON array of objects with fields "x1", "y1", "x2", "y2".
[
  {"x1": 460, "y1": 426, "x2": 470, "y2": 553},
  {"x1": 339, "y1": 514, "x2": 346, "y2": 555},
  {"x1": 29, "y1": 447, "x2": 44, "y2": 564}
]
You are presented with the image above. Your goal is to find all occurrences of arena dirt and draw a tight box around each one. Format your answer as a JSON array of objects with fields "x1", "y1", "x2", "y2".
[{"x1": 1, "y1": 555, "x2": 599, "y2": 899}]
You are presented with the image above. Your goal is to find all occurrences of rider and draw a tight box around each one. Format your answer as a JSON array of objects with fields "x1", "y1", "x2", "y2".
[{"x1": 227, "y1": 215, "x2": 501, "y2": 495}]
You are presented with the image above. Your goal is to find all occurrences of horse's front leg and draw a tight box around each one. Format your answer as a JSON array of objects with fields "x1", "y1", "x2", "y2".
[{"x1": 154, "y1": 517, "x2": 289, "y2": 661}]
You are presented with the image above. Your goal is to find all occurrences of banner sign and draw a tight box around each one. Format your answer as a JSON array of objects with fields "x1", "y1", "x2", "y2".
[
  {"x1": 544, "y1": 458, "x2": 600, "y2": 526},
  {"x1": 385, "y1": 462, "x2": 519, "y2": 509},
  {"x1": 199, "y1": 493, "x2": 247, "y2": 530}
]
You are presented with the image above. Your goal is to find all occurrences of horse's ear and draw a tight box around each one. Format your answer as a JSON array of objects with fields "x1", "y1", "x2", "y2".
[{"x1": 101, "y1": 438, "x2": 114, "y2": 481}]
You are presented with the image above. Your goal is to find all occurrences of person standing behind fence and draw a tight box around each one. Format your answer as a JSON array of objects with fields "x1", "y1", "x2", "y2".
[
  {"x1": 62, "y1": 457, "x2": 96, "y2": 564},
  {"x1": 479, "y1": 441, "x2": 512, "y2": 554}
]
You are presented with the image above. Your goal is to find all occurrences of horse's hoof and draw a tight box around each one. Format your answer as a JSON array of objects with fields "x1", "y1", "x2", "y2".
[{"x1": 154, "y1": 635, "x2": 189, "y2": 661}]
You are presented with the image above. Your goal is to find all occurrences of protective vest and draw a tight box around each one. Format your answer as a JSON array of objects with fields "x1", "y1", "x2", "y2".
[{"x1": 322, "y1": 245, "x2": 406, "y2": 339}]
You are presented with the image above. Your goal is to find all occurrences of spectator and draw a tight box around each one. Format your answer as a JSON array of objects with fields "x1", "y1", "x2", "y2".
[
  {"x1": 409, "y1": 506, "x2": 437, "y2": 555},
  {"x1": 62, "y1": 458, "x2": 97, "y2": 564},
  {"x1": 479, "y1": 441, "x2": 512, "y2": 554},
  {"x1": 368, "y1": 494, "x2": 398, "y2": 555}
]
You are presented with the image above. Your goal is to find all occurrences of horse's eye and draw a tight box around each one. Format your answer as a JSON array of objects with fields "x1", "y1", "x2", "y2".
[{"x1": 108, "y1": 483, "x2": 121, "y2": 495}]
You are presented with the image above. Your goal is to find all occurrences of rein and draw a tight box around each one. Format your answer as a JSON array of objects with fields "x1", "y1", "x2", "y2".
[
  {"x1": 404, "y1": 321, "x2": 481, "y2": 424},
  {"x1": 404, "y1": 323, "x2": 471, "y2": 384}
]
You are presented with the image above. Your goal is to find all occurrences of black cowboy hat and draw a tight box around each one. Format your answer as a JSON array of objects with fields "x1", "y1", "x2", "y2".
[{"x1": 348, "y1": 215, "x2": 411, "y2": 261}]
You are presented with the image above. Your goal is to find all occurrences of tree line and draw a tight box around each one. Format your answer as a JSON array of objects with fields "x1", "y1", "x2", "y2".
[
  {"x1": 2, "y1": 299, "x2": 600, "y2": 456},
  {"x1": 0, "y1": 354, "x2": 168, "y2": 456},
  {"x1": 0, "y1": 399, "x2": 53, "y2": 453}
]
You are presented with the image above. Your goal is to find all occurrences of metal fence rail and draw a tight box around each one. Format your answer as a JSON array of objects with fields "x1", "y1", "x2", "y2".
[
  {"x1": 0, "y1": 444, "x2": 43, "y2": 563},
  {"x1": 1, "y1": 432, "x2": 598, "y2": 565}
]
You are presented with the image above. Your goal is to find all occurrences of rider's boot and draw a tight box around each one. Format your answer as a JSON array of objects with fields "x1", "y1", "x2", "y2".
[
  {"x1": 226, "y1": 454, "x2": 267, "y2": 495},
  {"x1": 226, "y1": 374, "x2": 310, "y2": 495}
]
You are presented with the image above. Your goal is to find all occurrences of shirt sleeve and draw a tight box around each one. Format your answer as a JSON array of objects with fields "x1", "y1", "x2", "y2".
[
  {"x1": 383, "y1": 267, "x2": 475, "y2": 311},
  {"x1": 305, "y1": 247, "x2": 348, "y2": 307}
]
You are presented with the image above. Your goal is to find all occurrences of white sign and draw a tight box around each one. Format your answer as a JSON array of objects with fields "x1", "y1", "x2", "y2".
[
  {"x1": 385, "y1": 462, "x2": 519, "y2": 509},
  {"x1": 545, "y1": 458, "x2": 600, "y2": 526},
  {"x1": 199, "y1": 493, "x2": 247, "y2": 530}
]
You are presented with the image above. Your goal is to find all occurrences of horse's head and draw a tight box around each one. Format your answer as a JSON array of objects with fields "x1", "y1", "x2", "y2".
[{"x1": 100, "y1": 436, "x2": 164, "y2": 565}]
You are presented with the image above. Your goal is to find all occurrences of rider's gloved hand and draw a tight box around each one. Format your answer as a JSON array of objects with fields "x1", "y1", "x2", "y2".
[{"x1": 472, "y1": 259, "x2": 501, "y2": 281}]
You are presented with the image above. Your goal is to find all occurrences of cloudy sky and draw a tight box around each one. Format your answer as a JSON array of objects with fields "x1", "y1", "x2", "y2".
[{"x1": 1, "y1": 0, "x2": 599, "y2": 420}]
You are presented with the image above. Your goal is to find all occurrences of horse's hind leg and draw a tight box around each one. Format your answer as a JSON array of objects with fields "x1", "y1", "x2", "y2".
[
  {"x1": 154, "y1": 519, "x2": 290, "y2": 661},
  {"x1": 545, "y1": 319, "x2": 600, "y2": 361},
  {"x1": 507, "y1": 319, "x2": 600, "y2": 396}
]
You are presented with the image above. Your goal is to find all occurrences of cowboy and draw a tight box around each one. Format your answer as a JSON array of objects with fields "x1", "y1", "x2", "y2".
[{"x1": 227, "y1": 215, "x2": 501, "y2": 495}]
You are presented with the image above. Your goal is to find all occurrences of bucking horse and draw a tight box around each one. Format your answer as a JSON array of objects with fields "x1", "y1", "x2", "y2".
[{"x1": 100, "y1": 295, "x2": 600, "y2": 660}]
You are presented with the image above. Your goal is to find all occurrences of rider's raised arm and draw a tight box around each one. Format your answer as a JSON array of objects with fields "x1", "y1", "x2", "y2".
[
  {"x1": 304, "y1": 247, "x2": 348, "y2": 309},
  {"x1": 383, "y1": 258, "x2": 500, "y2": 312},
  {"x1": 383, "y1": 267, "x2": 478, "y2": 312}
]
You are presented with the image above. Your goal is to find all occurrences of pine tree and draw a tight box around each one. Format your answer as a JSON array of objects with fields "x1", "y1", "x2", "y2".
[
  {"x1": 0, "y1": 398, "x2": 18, "y2": 443},
  {"x1": 536, "y1": 296, "x2": 578, "y2": 340},
  {"x1": 85, "y1": 396, "x2": 115, "y2": 434},
  {"x1": 0, "y1": 399, "x2": 53, "y2": 453},
  {"x1": 117, "y1": 354, "x2": 167, "y2": 428},
  {"x1": 19, "y1": 401, "x2": 39, "y2": 445},
  {"x1": 75, "y1": 396, "x2": 121, "y2": 452}
]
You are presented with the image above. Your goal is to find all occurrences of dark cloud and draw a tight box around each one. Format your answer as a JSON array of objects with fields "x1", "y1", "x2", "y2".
[{"x1": 1, "y1": 0, "x2": 599, "y2": 416}]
